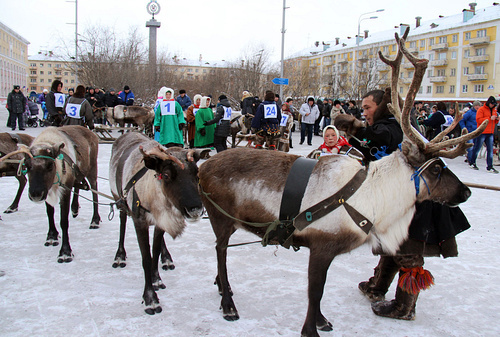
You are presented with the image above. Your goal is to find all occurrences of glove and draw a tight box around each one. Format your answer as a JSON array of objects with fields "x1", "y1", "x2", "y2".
[
  {"x1": 203, "y1": 121, "x2": 208, "y2": 126},
  {"x1": 200, "y1": 128, "x2": 206, "y2": 136},
  {"x1": 155, "y1": 126, "x2": 160, "y2": 132},
  {"x1": 178, "y1": 123, "x2": 185, "y2": 131}
]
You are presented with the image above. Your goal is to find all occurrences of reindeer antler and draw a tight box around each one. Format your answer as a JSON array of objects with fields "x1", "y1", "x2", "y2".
[
  {"x1": 384, "y1": 27, "x2": 489, "y2": 158},
  {"x1": 0, "y1": 144, "x2": 33, "y2": 163},
  {"x1": 139, "y1": 145, "x2": 185, "y2": 170}
]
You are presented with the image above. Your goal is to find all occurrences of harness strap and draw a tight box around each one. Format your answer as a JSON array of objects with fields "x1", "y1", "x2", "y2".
[
  {"x1": 121, "y1": 166, "x2": 149, "y2": 198},
  {"x1": 294, "y1": 169, "x2": 371, "y2": 233}
]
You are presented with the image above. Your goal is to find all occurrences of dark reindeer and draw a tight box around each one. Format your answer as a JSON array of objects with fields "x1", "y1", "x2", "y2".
[
  {"x1": 105, "y1": 105, "x2": 154, "y2": 136},
  {"x1": 0, "y1": 132, "x2": 34, "y2": 214},
  {"x1": 198, "y1": 29, "x2": 487, "y2": 337},
  {"x1": 1, "y1": 126, "x2": 101, "y2": 263},
  {"x1": 109, "y1": 132, "x2": 207, "y2": 314}
]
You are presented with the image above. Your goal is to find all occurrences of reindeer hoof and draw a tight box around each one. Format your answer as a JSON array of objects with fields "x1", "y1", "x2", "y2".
[
  {"x1": 89, "y1": 222, "x2": 100, "y2": 229},
  {"x1": 317, "y1": 321, "x2": 333, "y2": 331},
  {"x1": 3, "y1": 207, "x2": 18, "y2": 214},
  {"x1": 223, "y1": 309, "x2": 240, "y2": 321},
  {"x1": 144, "y1": 305, "x2": 162, "y2": 315},
  {"x1": 45, "y1": 239, "x2": 59, "y2": 247},
  {"x1": 161, "y1": 261, "x2": 175, "y2": 271},
  {"x1": 72, "y1": 211, "x2": 79, "y2": 218},
  {"x1": 57, "y1": 253, "x2": 74, "y2": 263},
  {"x1": 112, "y1": 258, "x2": 126, "y2": 268},
  {"x1": 153, "y1": 279, "x2": 166, "y2": 290}
]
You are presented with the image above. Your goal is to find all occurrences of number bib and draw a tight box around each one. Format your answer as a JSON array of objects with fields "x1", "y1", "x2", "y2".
[
  {"x1": 54, "y1": 93, "x2": 65, "y2": 107},
  {"x1": 264, "y1": 103, "x2": 277, "y2": 119},
  {"x1": 280, "y1": 114, "x2": 289, "y2": 127},
  {"x1": 154, "y1": 98, "x2": 162, "y2": 111},
  {"x1": 66, "y1": 103, "x2": 82, "y2": 119},
  {"x1": 193, "y1": 108, "x2": 199, "y2": 116},
  {"x1": 161, "y1": 101, "x2": 175, "y2": 115},
  {"x1": 223, "y1": 106, "x2": 232, "y2": 120}
]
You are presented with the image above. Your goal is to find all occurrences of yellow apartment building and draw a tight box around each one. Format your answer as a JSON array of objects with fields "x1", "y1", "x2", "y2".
[{"x1": 0, "y1": 21, "x2": 29, "y2": 98}]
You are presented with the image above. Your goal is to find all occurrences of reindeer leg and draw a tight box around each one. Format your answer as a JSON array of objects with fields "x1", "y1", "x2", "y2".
[
  {"x1": 134, "y1": 221, "x2": 161, "y2": 315},
  {"x1": 160, "y1": 235, "x2": 175, "y2": 271},
  {"x1": 152, "y1": 227, "x2": 166, "y2": 290},
  {"x1": 45, "y1": 202, "x2": 59, "y2": 246},
  {"x1": 89, "y1": 177, "x2": 101, "y2": 229},
  {"x1": 71, "y1": 186, "x2": 80, "y2": 218},
  {"x1": 301, "y1": 247, "x2": 335, "y2": 337},
  {"x1": 112, "y1": 210, "x2": 127, "y2": 268},
  {"x1": 4, "y1": 175, "x2": 26, "y2": 213},
  {"x1": 57, "y1": 189, "x2": 73, "y2": 263}
]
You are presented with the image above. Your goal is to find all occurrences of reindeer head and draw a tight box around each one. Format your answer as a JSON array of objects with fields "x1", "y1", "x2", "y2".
[
  {"x1": 139, "y1": 145, "x2": 209, "y2": 220},
  {"x1": 379, "y1": 28, "x2": 488, "y2": 206}
]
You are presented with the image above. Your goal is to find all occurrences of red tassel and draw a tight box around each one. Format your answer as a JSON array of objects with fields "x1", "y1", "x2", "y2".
[{"x1": 398, "y1": 267, "x2": 434, "y2": 294}]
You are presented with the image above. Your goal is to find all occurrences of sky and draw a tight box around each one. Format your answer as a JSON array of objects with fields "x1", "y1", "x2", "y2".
[{"x1": 1, "y1": 0, "x2": 496, "y2": 65}]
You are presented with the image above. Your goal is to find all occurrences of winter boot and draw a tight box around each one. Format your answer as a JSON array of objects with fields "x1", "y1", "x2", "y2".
[
  {"x1": 370, "y1": 282, "x2": 418, "y2": 320},
  {"x1": 358, "y1": 256, "x2": 399, "y2": 302}
]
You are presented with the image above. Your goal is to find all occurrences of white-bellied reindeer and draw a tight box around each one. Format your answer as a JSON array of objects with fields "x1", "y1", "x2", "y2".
[
  {"x1": 0, "y1": 126, "x2": 101, "y2": 263},
  {"x1": 198, "y1": 29, "x2": 487, "y2": 337},
  {"x1": 109, "y1": 132, "x2": 208, "y2": 314},
  {"x1": 0, "y1": 133, "x2": 34, "y2": 214}
]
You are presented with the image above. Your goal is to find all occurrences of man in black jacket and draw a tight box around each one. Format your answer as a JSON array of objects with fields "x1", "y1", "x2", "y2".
[
  {"x1": 7, "y1": 85, "x2": 27, "y2": 130},
  {"x1": 204, "y1": 95, "x2": 232, "y2": 153}
]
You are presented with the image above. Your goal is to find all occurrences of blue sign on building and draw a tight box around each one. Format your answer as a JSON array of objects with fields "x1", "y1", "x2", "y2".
[{"x1": 272, "y1": 78, "x2": 289, "y2": 85}]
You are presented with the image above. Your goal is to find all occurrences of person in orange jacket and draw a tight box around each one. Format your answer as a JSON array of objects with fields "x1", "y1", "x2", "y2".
[{"x1": 468, "y1": 96, "x2": 498, "y2": 173}]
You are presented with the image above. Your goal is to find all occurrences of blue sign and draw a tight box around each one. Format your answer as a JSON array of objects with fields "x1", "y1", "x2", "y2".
[{"x1": 272, "y1": 77, "x2": 289, "y2": 85}]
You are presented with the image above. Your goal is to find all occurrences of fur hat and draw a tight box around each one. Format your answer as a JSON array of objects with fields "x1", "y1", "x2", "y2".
[
  {"x1": 164, "y1": 87, "x2": 174, "y2": 98},
  {"x1": 200, "y1": 96, "x2": 211, "y2": 108},
  {"x1": 157, "y1": 86, "x2": 168, "y2": 99},
  {"x1": 193, "y1": 94, "x2": 202, "y2": 105}
]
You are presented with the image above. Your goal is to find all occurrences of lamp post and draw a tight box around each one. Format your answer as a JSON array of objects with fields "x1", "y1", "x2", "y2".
[
  {"x1": 357, "y1": 9, "x2": 384, "y2": 46},
  {"x1": 280, "y1": 0, "x2": 289, "y2": 100}
]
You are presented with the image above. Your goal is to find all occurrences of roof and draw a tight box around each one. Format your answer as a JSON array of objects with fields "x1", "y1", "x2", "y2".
[{"x1": 288, "y1": 4, "x2": 500, "y2": 59}]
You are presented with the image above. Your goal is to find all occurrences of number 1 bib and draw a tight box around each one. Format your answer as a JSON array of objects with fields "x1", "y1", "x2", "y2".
[{"x1": 161, "y1": 101, "x2": 175, "y2": 115}]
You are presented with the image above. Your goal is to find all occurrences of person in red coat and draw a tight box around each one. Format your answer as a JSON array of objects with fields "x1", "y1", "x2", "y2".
[
  {"x1": 468, "y1": 96, "x2": 498, "y2": 173},
  {"x1": 318, "y1": 125, "x2": 350, "y2": 155}
]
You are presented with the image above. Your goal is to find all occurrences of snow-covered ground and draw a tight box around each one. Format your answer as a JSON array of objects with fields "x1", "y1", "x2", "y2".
[{"x1": 0, "y1": 106, "x2": 499, "y2": 337}]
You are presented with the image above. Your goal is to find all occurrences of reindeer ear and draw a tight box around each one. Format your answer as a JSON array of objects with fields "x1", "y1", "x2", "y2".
[
  {"x1": 187, "y1": 148, "x2": 211, "y2": 163},
  {"x1": 52, "y1": 142, "x2": 65, "y2": 156},
  {"x1": 143, "y1": 155, "x2": 161, "y2": 171}
]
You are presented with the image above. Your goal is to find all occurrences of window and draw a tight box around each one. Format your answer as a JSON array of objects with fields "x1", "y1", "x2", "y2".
[
  {"x1": 438, "y1": 36, "x2": 447, "y2": 44},
  {"x1": 48, "y1": 79, "x2": 52, "y2": 82},
  {"x1": 477, "y1": 29, "x2": 486, "y2": 38},
  {"x1": 474, "y1": 84, "x2": 484, "y2": 93},
  {"x1": 187, "y1": 68, "x2": 193, "y2": 73},
  {"x1": 64, "y1": 72, "x2": 68, "y2": 76},
  {"x1": 451, "y1": 51, "x2": 457, "y2": 59},
  {"x1": 452, "y1": 34, "x2": 458, "y2": 43},
  {"x1": 429, "y1": 38, "x2": 434, "y2": 46},
  {"x1": 30, "y1": 70, "x2": 36, "y2": 74},
  {"x1": 450, "y1": 68, "x2": 456, "y2": 77},
  {"x1": 436, "y1": 86, "x2": 444, "y2": 93},
  {"x1": 462, "y1": 84, "x2": 468, "y2": 93},
  {"x1": 48, "y1": 71, "x2": 52, "y2": 75},
  {"x1": 64, "y1": 79, "x2": 68, "y2": 83},
  {"x1": 195, "y1": 69, "x2": 199, "y2": 73},
  {"x1": 418, "y1": 86, "x2": 423, "y2": 94},
  {"x1": 40, "y1": 79, "x2": 44, "y2": 83},
  {"x1": 410, "y1": 41, "x2": 416, "y2": 48},
  {"x1": 408, "y1": 71, "x2": 414, "y2": 78},
  {"x1": 427, "y1": 86, "x2": 432, "y2": 94},
  {"x1": 438, "y1": 52, "x2": 447, "y2": 60},
  {"x1": 449, "y1": 85, "x2": 455, "y2": 93},
  {"x1": 428, "y1": 53, "x2": 434, "y2": 61},
  {"x1": 420, "y1": 39, "x2": 425, "y2": 47},
  {"x1": 71, "y1": 80, "x2": 75, "y2": 83},
  {"x1": 399, "y1": 87, "x2": 404, "y2": 94},
  {"x1": 475, "y1": 65, "x2": 485, "y2": 74},
  {"x1": 30, "y1": 62, "x2": 36, "y2": 67},
  {"x1": 40, "y1": 71, "x2": 44, "y2": 75},
  {"x1": 427, "y1": 69, "x2": 433, "y2": 77},
  {"x1": 464, "y1": 49, "x2": 470, "y2": 58},
  {"x1": 392, "y1": 45, "x2": 396, "y2": 51},
  {"x1": 465, "y1": 32, "x2": 471, "y2": 40},
  {"x1": 30, "y1": 78, "x2": 36, "y2": 83},
  {"x1": 476, "y1": 47, "x2": 486, "y2": 56},
  {"x1": 55, "y1": 64, "x2": 61, "y2": 68},
  {"x1": 463, "y1": 67, "x2": 469, "y2": 75},
  {"x1": 437, "y1": 69, "x2": 446, "y2": 76},
  {"x1": 39, "y1": 63, "x2": 44, "y2": 67},
  {"x1": 48, "y1": 64, "x2": 51, "y2": 67}
]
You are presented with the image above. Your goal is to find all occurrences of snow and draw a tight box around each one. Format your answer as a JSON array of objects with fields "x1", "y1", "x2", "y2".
[{"x1": 1, "y1": 108, "x2": 499, "y2": 337}]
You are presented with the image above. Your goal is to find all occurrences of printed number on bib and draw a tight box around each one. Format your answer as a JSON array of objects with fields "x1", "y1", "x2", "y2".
[
  {"x1": 161, "y1": 101, "x2": 175, "y2": 115},
  {"x1": 54, "y1": 93, "x2": 65, "y2": 108},
  {"x1": 264, "y1": 104, "x2": 277, "y2": 119},
  {"x1": 280, "y1": 114, "x2": 289, "y2": 127},
  {"x1": 66, "y1": 103, "x2": 82, "y2": 119},
  {"x1": 223, "y1": 107, "x2": 232, "y2": 120}
]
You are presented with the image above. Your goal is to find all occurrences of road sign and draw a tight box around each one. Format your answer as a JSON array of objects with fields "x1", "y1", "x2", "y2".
[{"x1": 272, "y1": 77, "x2": 289, "y2": 85}]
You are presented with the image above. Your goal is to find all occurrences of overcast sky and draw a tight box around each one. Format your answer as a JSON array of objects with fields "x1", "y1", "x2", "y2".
[{"x1": 1, "y1": 0, "x2": 494, "y2": 65}]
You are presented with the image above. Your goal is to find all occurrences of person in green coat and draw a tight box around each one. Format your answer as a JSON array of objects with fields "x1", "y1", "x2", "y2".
[
  {"x1": 154, "y1": 87, "x2": 186, "y2": 147},
  {"x1": 194, "y1": 96, "x2": 215, "y2": 148}
]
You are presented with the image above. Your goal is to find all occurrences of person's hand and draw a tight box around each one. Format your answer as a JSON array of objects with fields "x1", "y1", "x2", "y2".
[
  {"x1": 155, "y1": 126, "x2": 160, "y2": 132},
  {"x1": 178, "y1": 123, "x2": 185, "y2": 130},
  {"x1": 200, "y1": 128, "x2": 206, "y2": 136},
  {"x1": 203, "y1": 121, "x2": 208, "y2": 126},
  {"x1": 492, "y1": 114, "x2": 498, "y2": 120}
]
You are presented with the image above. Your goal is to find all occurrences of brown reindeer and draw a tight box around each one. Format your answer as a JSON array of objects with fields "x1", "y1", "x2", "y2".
[
  {"x1": 0, "y1": 133, "x2": 34, "y2": 213},
  {"x1": 198, "y1": 29, "x2": 487, "y2": 337},
  {"x1": 105, "y1": 105, "x2": 155, "y2": 137}
]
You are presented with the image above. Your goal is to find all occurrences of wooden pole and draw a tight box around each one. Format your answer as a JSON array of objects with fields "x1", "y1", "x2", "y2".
[{"x1": 464, "y1": 182, "x2": 500, "y2": 192}]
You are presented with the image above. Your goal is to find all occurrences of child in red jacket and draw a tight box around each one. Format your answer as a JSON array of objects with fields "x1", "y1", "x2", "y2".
[{"x1": 318, "y1": 125, "x2": 350, "y2": 155}]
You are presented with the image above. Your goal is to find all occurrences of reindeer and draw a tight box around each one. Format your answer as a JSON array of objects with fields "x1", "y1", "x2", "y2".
[
  {"x1": 105, "y1": 105, "x2": 155, "y2": 136},
  {"x1": 0, "y1": 126, "x2": 101, "y2": 263},
  {"x1": 198, "y1": 29, "x2": 487, "y2": 337},
  {"x1": 0, "y1": 133, "x2": 34, "y2": 213},
  {"x1": 109, "y1": 132, "x2": 208, "y2": 314}
]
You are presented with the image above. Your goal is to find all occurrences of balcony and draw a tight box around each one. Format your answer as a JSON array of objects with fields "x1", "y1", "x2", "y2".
[
  {"x1": 406, "y1": 46, "x2": 419, "y2": 54},
  {"x1": 467, "y1": 73, "x2": 488, "y2": 81},
  {"x1": 377, "y1": 64, "x2": 390, "y2": 72},
  {"x1": 468, "y1": 54, "x2": 489, "y2": 63},
  {"x1": 429, "y1": 59, "x2": 448, "y2": 67},
  {"x1": 402, "y1": 78, "x2": 413, "y2": 84},
  {"x1": 469, "y1": 36, "x2": 490, "y2": 46},
  {"x1": 358, "y1": 54, "x2": 369, "y2": 61},
  {"x1": 402, "y1": 62, "x2": 415, "y2": 69},
  {"x1": 429, "y1": 76, "x2": 447, "y2": 83},
  {"x1": 338, "y1": 68, "x2": 348, "y2": 74},
  {"x1": 431, "y1": 43, "x2": 448, "y2": 51}
]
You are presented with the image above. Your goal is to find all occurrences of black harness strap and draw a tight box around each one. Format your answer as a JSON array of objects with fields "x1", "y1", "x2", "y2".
[
  {"x1": 279, "y1": 157, "x2": 317, "y2": 221},
  {"x1": 293, "y1": 169, "x2": 373, "y2": 234},
  {"x1": 122, "y1": 167, "x2": 149, "y2": 198},
  {"x1": 59, "y1": 151, "x2": 89, "y2": 189}
]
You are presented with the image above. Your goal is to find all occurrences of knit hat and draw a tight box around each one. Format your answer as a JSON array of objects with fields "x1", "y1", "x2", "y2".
[
  {"x1": 109, "y1": 88, "x2": 115, "y2": 92},
  {"x1": 13, "y1": 85, "x2": 20, "y2": 89},
  {"x1": 124, "y1": 85, "x2": 130, "y2": 91}
]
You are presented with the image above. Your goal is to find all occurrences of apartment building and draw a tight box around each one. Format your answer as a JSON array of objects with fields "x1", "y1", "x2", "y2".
[
  {"x1": 0, "y1": 21, "x2": 29, "y2": 97},
  {"x1": 287, "y1": 3, "x2": 500, "y2": 103},
  {"x1": 28, "y1": 52, "x2": 77, "y2": 94}
]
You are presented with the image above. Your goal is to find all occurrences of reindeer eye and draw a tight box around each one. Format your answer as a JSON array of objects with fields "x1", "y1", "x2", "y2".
[{"x1": 431, "y1": 164, "x2": 442, "y2": 175}]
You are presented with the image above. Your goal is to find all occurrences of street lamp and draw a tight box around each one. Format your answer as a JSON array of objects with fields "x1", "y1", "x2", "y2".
[{"x1": 357, "y1": 9, "x2": 384, "y2": 46}]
